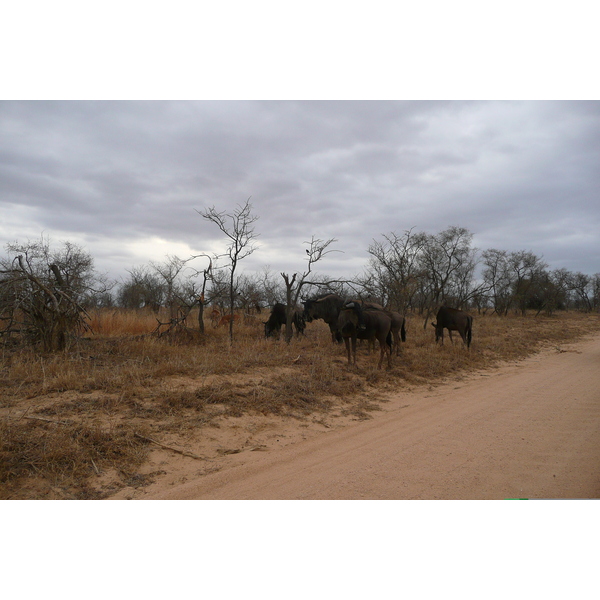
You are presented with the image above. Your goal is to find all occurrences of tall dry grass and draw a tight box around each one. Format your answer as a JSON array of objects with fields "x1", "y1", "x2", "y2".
[
  {"x1": 2, "y1": 308, "x2": 600, "y2": 498},
  {"x1": 87, "y1": 307, "x2": 167, "y2": 336}
]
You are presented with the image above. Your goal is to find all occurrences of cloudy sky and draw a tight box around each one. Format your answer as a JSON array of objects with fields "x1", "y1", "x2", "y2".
[
  {"x1": 1, "y1": 100, "x2": 599, "y2": 283},
  {"x1": 2, "y1": 4, "x2": 599, "y2": 285}
]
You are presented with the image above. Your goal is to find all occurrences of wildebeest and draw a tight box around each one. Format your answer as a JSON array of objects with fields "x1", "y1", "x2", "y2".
[
  {"x1": 362, "y1": 304, "x2": 407, "y2": 355},
  {"x1": 264, "y1": 303, "x2": 306, "y2": 339},
  {"x1": 302, "y1": 294, "x2": 345, "y2": 343},
  {"x1": 338, "y1": 301, "x2": 393, "y2": 369},
  {"x1": 431, "y1": 306, "x2": 473, "y2": 348},
  {"x1": 390, "y1": 311, "x2": 407, "y2": 353}
]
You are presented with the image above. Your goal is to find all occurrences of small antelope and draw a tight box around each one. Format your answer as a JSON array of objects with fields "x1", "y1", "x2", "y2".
[
  {"x1": 217, "y1": 313, "x2": 240, "y2": 327},
  {"x1": 209, "y1": 308, "x2": 221, "y2": 328}
]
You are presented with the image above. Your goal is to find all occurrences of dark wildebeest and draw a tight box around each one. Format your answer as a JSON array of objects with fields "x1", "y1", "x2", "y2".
[
  {"x1": 390, "y1": 312, "x2": 407, "y2": 353},
  {"x1": 264, "y1": 303, "x2": 306, "y2": 339},
  {"x1": 431, "y1": 306, "x2": 473, "y2": 348},
  {"x1": 338, "y1": 301, "x2": 393, "y2": 369},
  {"x1": 363, "y1": 304, "x2": 407, "y2": 355},
  {"x1": 302, "y1": 294, "x2": 345, "y2": 343}
]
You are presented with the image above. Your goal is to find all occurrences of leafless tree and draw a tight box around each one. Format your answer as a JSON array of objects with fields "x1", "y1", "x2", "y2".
[
  {"x1": 259, "y1": 266, "x2": 285, "y2": 307},
  {"x1": 197, "y1": 198, "x2": 259, "y2": 343},
  {"x1": 117, "y1": 266, "x2": 165, "y2": 310},
  {"x1": 150, "y1": 255, "x2": 188, "y2": 320},
  {"x1": 482, "y1": 249, "x2": 513, "y2": 315},
  {"x1": 0, "y1": 237, "x2": 104, "y2": 351},
  {"x1": 187, "y1": 253, "x2": 214, "y2": 334},
  {"x1": 366, "y1": 228, "x2": 428, "y2": 312},
  {"x1": 280, "y1": 236, "x2": 340, "y2": 343},
  {"x1": 508, "y1": 250, "x2": 548, "y2": 315},
  {"x1": 418, "y1": 226, "x2": 477, "y2": 311},
  {"x1": 568, "y1": 271, "x2": 595, "y2": 312}
]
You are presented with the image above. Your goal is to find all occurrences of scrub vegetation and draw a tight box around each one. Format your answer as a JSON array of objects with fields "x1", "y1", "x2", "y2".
[{"x1": 2, "y1": 307, "x2": 599, "y2": 499}]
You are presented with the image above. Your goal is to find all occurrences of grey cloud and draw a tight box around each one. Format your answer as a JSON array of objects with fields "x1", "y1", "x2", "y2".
[{"x1": 1, "y1": 100, "x2": 599, "y2": 281}]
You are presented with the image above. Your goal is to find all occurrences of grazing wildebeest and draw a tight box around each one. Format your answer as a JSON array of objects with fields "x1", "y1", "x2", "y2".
[
  {"x1": 338, "y1": 301, "x2": 393, "y2": 369},
  {"x1": 431, "y1": 306, "x2": 473, "y2": 348},
  {"x1": 302, "y1": 294, "x2": 345, "y2": 343},
  {"x1": 264, "y1": 303, "x2": 306, "y2": 339}
]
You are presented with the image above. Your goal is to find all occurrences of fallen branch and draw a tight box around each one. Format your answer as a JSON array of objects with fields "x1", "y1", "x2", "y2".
[
  {"x1": 133, "y1": 432, "x2": 205, "y2": 460},
  {"x1": 91, "y1": 458, "x2": 101, "y2": 476},
  {"x1": 17, "y1": 406, "x2": 32, "y2": 421},
  {"x1": 25, "y1": 415, "x2": 70, "y2": 426}
]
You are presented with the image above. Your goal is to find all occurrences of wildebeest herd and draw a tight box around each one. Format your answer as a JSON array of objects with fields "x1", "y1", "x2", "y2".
[{"x1": 262, "y1": 294, "x2": 472, "y2": 369}]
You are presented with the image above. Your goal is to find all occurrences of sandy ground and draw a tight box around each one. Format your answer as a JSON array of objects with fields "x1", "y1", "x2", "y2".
[{"x1": 121, "y1": 334, "x2": 600, "y2": 500}]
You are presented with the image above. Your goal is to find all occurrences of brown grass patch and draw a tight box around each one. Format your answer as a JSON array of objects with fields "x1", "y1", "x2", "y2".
[{"x1": 0, "y1": 420, "x2": 150, "y2": 499}]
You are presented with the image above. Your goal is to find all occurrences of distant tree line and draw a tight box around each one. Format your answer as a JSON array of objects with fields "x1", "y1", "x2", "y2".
[
  {"x1": 359, "y1": 225, "x2": 600, "y2": 317},
  {"x1": 2, "y1": 221, "x2": 599, "y2": 350}
]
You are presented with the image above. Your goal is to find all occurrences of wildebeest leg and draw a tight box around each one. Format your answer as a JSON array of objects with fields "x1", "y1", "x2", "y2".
[
  {"x1": 329, "y1": 324, "x2": 339, "y2": 343},
  {"x1": 393, "y1": 329, "x2": 401, "y2": 355},
  {"x1": 344, "y1": 337, "x2": 353, "y2": 365},
  {"x1": 377, "y1": 339, "x2": 391, "y2": 369},
  {"x1": 386, "y1": 332, "x2": 393, "y2": 368},
  {"x1": 378, "y1": 341, "x2": 386, "y2": 369}
]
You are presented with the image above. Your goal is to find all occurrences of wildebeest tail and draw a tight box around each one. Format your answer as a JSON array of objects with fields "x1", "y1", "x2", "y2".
[
  {"x1": 386, "y1": 330, "x2": 393, "y2": 348},
  {"x1": 401, "y1": 321, "x2": 406, "y2": 342},
  {"x1": 466, "y1": 316, "x2": 473, "y2": 347}
]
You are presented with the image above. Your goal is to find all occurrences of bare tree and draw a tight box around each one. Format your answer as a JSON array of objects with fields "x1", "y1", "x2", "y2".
[
  {"x1": 539, "y1": 268, "x2": 572, "y2": 315},
  {"x1": 117, "y1": 266, "x2": 165, "y2": 310},
  {"x1": 592, "y1": 274, "x2": 600, "y2": 312},
  {"x1": 568, "y1": 271, "x2": 594, "y2": 312},
  {"x1": 259, "y1": 266, "x2": 285, "y2": 307},
  {"x1": 366, "y1": 228, "x2": 428, "y2": 312},
  {"x1": 280, "y1": 236, "x2": 340, "y2": 343},
  {"x1": 419, "y1": 226, "x2": 477, "y2": 311},
  {"x1": 482, "y1": 249, "x2": 512, "y2": 315},
  {"x1": 187, "y1": 254, "x2": 214, "y2": 334},
  {"x1": 508, "y1": 250, "x2": 548, "y2": 315},
  {"x1": 197, "y1": 198, "x2": 259, "y2": 342},
  {"x1": 151, "y1": 255, "x2": 215, "y2": 336},
  {"x1": 0, "y1": 237, "x2": 103, "y2": 351},
  {"x1": 150, "y1": 255, "x2": 187, "y2": 320}
]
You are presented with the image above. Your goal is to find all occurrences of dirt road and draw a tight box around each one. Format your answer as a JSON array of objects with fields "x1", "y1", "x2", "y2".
[{"x1": 145, "y1": 334, "x2": 600, "y2": 500}]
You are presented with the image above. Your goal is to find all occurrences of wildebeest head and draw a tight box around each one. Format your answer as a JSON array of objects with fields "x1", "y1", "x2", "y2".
[
  {"x1": 302, "y1": 295, "x2": 345, "y2": 344},
  {"x1": 431, "y1": 320, "x2": 443, "y2": 343},
  {"x1": 302, "y1": 298, "x2": 317, "y2": 323},
  {"x1": 264, "y1": 303, "x2": 286, "y2": 338}
]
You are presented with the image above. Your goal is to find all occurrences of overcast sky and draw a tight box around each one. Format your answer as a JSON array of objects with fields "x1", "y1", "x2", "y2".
[{"x1": 1, "y1": 100, "x2": 599, "y2": 284}]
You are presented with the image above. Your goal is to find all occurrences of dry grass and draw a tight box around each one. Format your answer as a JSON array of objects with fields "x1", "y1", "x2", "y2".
[{"x1": 2, "y1": 308, "x2": 600, "y2": 499}]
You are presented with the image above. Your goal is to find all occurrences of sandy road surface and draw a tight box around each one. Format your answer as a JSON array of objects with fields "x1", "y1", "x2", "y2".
[{"x1": 146, "y1": 334, "x2": 600, "y2": 500}]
